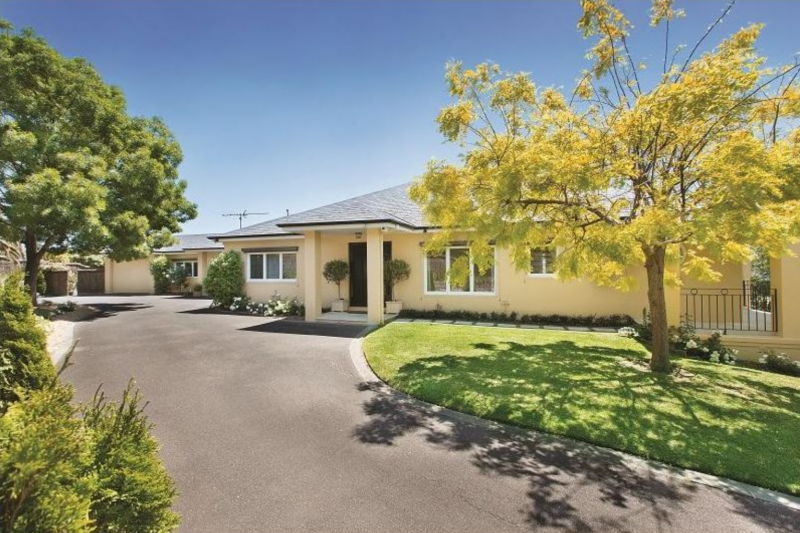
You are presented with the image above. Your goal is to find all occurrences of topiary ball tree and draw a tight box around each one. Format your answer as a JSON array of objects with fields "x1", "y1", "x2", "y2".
[
  {"x1": 322, "y1": 260, "x2": 349, "y2": 300},
  {"x1": 384, "y1": 259, "x2": 411, "y2": 301}
]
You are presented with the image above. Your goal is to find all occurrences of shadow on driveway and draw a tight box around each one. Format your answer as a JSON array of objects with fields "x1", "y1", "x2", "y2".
[
  {"x1": 240, "y1": 319, "x2": 364, "y2": 338},
  {"x1": 352, "y1": 381, "x2": 800, "y2": 533}
]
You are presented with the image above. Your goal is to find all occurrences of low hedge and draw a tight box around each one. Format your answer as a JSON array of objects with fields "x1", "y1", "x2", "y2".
[{"x1": 397, "y1": 308, "x2": 635, "y2": 328}]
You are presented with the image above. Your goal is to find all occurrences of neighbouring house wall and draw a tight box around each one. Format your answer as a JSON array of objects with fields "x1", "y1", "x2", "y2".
[
  {"x1": 104, "y1": 257, "x2": 154, "y2": 294},
  {"x1": 221, "y1": 238, "x2": 304, "y2": 301}
]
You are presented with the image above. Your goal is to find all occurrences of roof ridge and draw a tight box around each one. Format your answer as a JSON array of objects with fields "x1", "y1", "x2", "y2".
[{"x1": 280, "y1": 182, "x2": 412, "y2": 223}]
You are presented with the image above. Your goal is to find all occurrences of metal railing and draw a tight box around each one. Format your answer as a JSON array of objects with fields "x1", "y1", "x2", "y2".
[{"x1": 681, "y1": 281, "x2": 778, "y2": 334}]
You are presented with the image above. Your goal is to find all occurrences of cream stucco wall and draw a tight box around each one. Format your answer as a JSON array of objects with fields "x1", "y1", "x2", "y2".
[
  {"x1": 388, "y1": 233, "x2": 651, "y2": 319},
  {"x1": 104, "y1": 257, "x2": 154, "y2": 294},
  {"x1": 105, "y1": 250, "x2": 223, "y2": 295},
  {"x1": 224, "y1": 231, "x2": 652, "y2": 320}
]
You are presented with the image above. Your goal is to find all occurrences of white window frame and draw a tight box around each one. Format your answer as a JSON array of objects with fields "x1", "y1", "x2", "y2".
[
  {"x1": 246, "y1": 251, "x2": 297, "y2": 282},
  {"x1": 173, "y1": 260, "x2": 199, "y2": 278},
  {"x1": 529, "y1": 248, "x2": 557, "y2": 278},
  {"x1": 423, "y1": 246, "x2": 496, "y2": 296}
]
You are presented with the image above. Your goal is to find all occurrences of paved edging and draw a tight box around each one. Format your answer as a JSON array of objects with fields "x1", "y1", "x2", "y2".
[
  {"x1": 49, "y1": 321, "x2": 78, "y2": 370},
  {"x1": 349, "y1": 334, "x2": 800, "y2": 512}
]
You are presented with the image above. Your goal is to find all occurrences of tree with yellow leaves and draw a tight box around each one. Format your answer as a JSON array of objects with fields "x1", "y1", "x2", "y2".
[{"x1": 411, "y1": 0, "x2": 800, "y2": 373}]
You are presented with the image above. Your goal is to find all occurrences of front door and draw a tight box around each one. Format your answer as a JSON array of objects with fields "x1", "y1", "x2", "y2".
[{"x1": 349, "y1": 242, "x2": 368, "y2": 307}]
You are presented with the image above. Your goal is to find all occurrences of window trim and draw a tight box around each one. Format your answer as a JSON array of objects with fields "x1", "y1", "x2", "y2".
[
  {"x1": 172, "y1": 260, "x2": 199, "y2": 278},
  {"x1": 528, "y1": 247, "x2": 557, "y2": 278},
  {"x1": 246, "y1": 251, "x2": 298, "y2": 282},
  {"x1": 423, "y1": 246, "x2": 497, "y2": 296}
]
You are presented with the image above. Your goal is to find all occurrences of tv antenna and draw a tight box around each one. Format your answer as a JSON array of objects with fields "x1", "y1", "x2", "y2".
[{"x1": 223, "y1": 210, "x2": 270, "y2": 229}]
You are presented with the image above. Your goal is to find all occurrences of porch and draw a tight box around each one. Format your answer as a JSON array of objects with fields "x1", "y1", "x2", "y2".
[
  {"x1": 317, "y1": 311, "x2": 399, "y2": 324},
  {"x1": 301, "y1": 225, "x2": 403, "y2": 325}
]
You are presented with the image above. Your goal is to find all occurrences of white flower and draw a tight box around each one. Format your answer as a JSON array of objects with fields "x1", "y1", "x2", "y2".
[
  {"x1": 701, "y1": 346, "x2": 709, "y2": 353},
  {"x1": 685, "y1": 340, "x2": 698, "y2": 350},
  {"x1": 759, "y1": 355, "x2": 768, "y2": 364},
  {"x1": 709, "y1": 351, "x2": 720, "y2": 363}
]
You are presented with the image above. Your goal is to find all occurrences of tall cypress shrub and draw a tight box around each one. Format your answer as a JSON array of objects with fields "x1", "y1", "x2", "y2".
[{"x1": 0, "y1": 273, "x2": 55, "y2": 412}]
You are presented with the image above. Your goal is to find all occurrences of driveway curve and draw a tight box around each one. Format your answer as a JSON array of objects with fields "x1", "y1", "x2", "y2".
[{"x1": 61, "y1": 296, "x2": 798, "y2": 533}]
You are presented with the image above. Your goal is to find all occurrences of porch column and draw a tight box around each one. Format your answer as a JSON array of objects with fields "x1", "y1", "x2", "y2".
[
  {"x1": 366, "y1": 227, "x2": 384, "y2": 324},
  {"x1": 771, "y1": 242, "x2": 800, "y2": 339},
  {"x1": 304, "y1": 231, "x2": 322, "y2": 322}
]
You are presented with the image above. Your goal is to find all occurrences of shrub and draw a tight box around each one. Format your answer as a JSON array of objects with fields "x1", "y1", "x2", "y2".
[
  {"x1": 635, "y1": 307, "x2": 653, "y2": 341},
  {"x1": 149, "y1": 257, "x2": 172, "y2": 294},
  {"x1": 397, "y1": 307, "x2": 635, "y2": 328},
  {"x1": 384, "y1": 259, "x2": 411, "y2": 301},
  {"x1": 36, "y1": 269, "x2": 46, "y2": 294},
  {"x1": 169, "y1": 264, "x2": 188, "y2": 293},
  {"x1": 0, "y1": 273, "x2": 55, "y2": 412},
  {"x1": 83, "y1": 381, "x2": 179, "y2": 533},
  {"x1": 67, "y1": 270, "x2": 77, "y2": 295},
  {"x1": 205, "y1": 251, "x2": 244, "y2": 307},
  {"x1": 228, "y1": 294, "x2": 304, "y2": 317},
  {"x1": 680, "y1": 329, "x2": 738, "y2": 365},
  {"x1": 1, "y1": 384, "x2": 96, "y2": 533},
  {"x1": 758, "y1": 350, "x2": 800, "y2": 376},
  {"x1": 322, "y1": 260, "x2": 349, "y2": 300}
]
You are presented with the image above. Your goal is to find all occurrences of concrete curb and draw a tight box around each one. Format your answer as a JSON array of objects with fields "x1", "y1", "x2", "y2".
[
  {"x1": 349, "y1": 335, "x2": 800, "y2": 512},
  {"x1": 49, "y1": 322, "x2": 78, "y2": 370}
]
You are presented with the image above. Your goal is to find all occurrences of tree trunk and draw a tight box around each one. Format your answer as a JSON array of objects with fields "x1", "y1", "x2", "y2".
[
  {"x1": 644, "y1": 245, "x2": 671, "y2": 373},
  {"x1": 24, "y1": 233, "x2": 40, "y2": 307}
]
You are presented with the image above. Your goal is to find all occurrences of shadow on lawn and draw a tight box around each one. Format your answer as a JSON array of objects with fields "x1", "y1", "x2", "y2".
[{"x1": 353, "y1": 339, "x2": 800, "y2": 532}]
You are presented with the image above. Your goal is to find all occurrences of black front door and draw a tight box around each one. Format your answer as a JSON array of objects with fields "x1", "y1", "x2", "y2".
[
  {"x1": 349, "y1": 242, "x2": 368, "y2": 307},
  {"x1": 383, "y1": 241, "x2": 392, "y2": 302}
]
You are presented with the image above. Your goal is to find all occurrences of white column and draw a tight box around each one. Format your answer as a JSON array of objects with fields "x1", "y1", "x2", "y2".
[
  {"x1": 304, "y1": 231, "x2": 321, "y2": 322},
  {"x1": 366, "y1": 228, "x2": 384, "y2": 324}
]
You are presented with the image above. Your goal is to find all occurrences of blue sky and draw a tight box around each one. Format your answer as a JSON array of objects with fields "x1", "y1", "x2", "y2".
[{"x1": 4, "y1": 1, "x2": 799, "y2": 234}]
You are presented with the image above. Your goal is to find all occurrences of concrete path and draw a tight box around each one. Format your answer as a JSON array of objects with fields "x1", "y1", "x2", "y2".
[{"x1": 60, "y1": 295, "x2": 799, "y2": 533}]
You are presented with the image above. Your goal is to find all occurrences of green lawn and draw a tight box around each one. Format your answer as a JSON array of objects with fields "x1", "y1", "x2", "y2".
[{"x1": 363, "y1": 322, "x2": 800, "y2": 495}]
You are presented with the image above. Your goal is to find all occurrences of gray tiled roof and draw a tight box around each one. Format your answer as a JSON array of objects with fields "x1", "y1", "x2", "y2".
[
  {"x1": 215, "y1": 183, "x2": 429, "y2": 239},
  {"x1": 155, "y1": 234, "x2": 224, "y2": 253},
  {"x1": 210, "y1": 217, "x2": 300, "y2": 239},
  {"x1": 279, "y1": 183, "x2": 426, "y2": 228}
]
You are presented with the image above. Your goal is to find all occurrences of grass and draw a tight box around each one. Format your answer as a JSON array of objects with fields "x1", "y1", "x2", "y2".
[{"x1": 363, "y1": 322, "x2": 800, "y2": 496}]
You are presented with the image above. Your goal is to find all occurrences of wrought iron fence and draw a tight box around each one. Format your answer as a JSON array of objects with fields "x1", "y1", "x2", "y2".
[{"x1": 681, "y1": 282, "x2": 778, "y2": 333}]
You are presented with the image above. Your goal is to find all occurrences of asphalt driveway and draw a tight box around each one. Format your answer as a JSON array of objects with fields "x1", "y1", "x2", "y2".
[{"x1": 61, "y1": 296, "x2": 798, "y2": 533}]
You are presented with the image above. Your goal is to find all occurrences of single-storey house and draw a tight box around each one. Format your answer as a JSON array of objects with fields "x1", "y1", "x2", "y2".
[
  {"x1": 105, "y1": 182, "x2": 799, "y2": 358},
  {"x1": 104, "y1": 234, "x2": 223, "y2": 294}
]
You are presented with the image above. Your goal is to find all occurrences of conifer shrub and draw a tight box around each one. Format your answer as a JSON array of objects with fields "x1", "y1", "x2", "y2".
[{"x1": 0, "y1": 273, "x2": 55, "y2": 412}]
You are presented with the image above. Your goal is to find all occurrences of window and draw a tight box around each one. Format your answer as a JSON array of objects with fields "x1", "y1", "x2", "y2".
[
  {"x1": 173, "y1": 260, "x2": 198, "y2": 277},
  {"x1": 247, "y1": 252, "x2": 297, "y2": 281},
  {"x1": 425, "y1": 247, "x2": 494, "y2": 294},
  {"x1": 530, "y1": 248, "x2": 555, "y2": 276}
]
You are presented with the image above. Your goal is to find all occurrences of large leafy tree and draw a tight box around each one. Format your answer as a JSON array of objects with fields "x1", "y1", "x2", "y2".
[
  {"x1": 0, "y1": 21, "x2": 196, "y2": 303},
  {"x1": 411, "y1": 0, "x2": 800, "y2": 372}
]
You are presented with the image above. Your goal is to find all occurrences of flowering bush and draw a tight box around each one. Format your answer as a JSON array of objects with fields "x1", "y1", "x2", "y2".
[
  {"x1": 617, "y1": 326, "x2": 639, "y2": 338},
  {"x1": 758, "y1": 350, "x2": 800, "y2": 376},
  {"x1": 670, "y1": 319, "x2": 736, "y2": 364},
  {"x1": 225, "y1": 293, "x2": 304, "y2": 317},
  {"x1": 205, "y1": 251, "x2": 244, "y2": 307}
]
